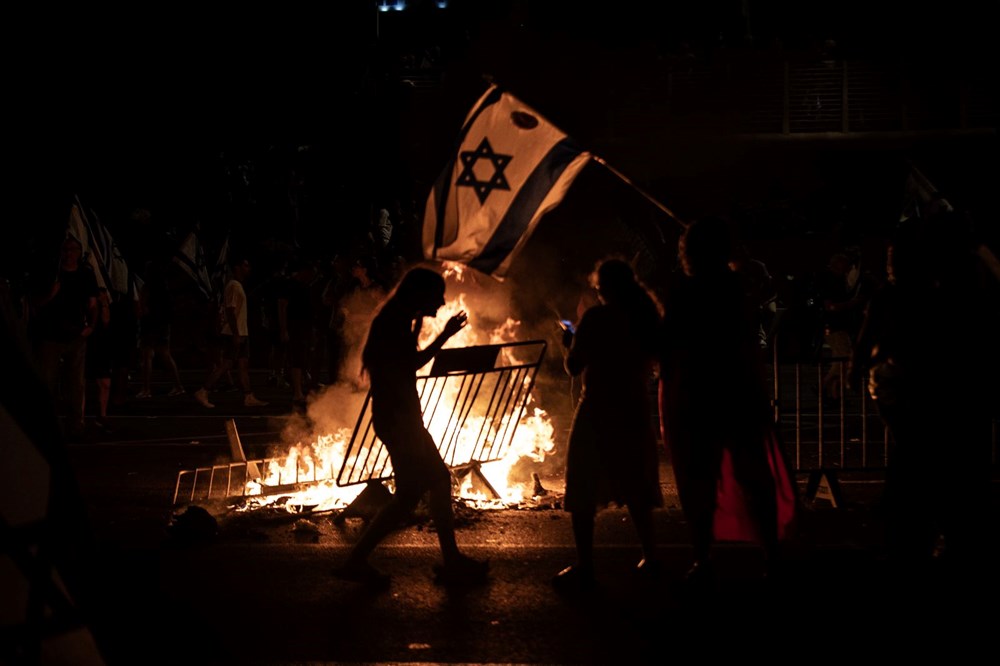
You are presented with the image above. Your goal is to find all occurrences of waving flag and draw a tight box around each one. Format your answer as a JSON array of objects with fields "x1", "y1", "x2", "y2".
[
  {"x1": 85, "y1": 206, "x2": 130, "y2": 295},
  {"x1": 65, "y1": 195, "x2": 132, "y2": 297},
  {"x1": 210, "y1": 233, "x2": 230, "y2": 303},
  {"x1": 66, "y1": 200, "x2": 100, "y2": 284},
  {"x1": 172, "y1": 231, "x2": 214, "y2": 300},
  {"x1": 423, "y1": 85, "x2": 591, "y2": 279},
  {"x1": 900, "y1": 162, "x2": 952, "y2": 223}
]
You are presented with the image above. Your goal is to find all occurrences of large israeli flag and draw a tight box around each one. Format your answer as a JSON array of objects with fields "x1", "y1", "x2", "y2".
[{"x1": 423, "y1": 85, "x2": 591, "y2": 279}]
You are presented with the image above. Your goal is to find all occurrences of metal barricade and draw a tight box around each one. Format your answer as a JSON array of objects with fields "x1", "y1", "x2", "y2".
[
  {"x1": 768, "y1": 347, "x2": 889, "y2": 474},
  {"x1": 768, "y1": 334, "x2": 999, "y2": 476},
  {"x1": 171, "y1": 340, "x2": 547, "y2": 509},
  {"x1": 337, "y1": 340, "x2": 547, "y2": 491},
  {"x1": 172, "y1": 454, "x2": 335, "y2": 506}
]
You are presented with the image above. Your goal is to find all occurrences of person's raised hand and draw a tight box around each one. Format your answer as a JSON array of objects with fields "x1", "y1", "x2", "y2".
[
  {"x1": 562, "y1": 329, "x2": 574, "y2": 348},
  {"x1": 444, "y1": 310, "x2": 468, "y2": 338}
]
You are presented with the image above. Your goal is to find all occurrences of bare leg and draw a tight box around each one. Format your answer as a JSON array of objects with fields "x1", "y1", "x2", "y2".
[
  {"x1": 157, "y1": 345, "x2": 184, "y2": 391},
  {"x1": 426, "y1": 473, "x2": 489, "y2": 584},
  {"x1": 237, "y1": 357, "x2": 252, "y2": 395},
  {"x1": 345, "y1": 489, "x2": 422, "y2": 566},
  {"x1": 627, "y1": 504, "x2": 657, "y2": 564},
  {"x1": 139, "y1": 346, "x2": 154, "y2": 394},
  {"x1": 552, "y1": 508, "x2": 597, "y2": 591},
  {"x1": 202, "y1": 356, "x2": 231, "y2": 392},
  {"x1": 96, "y1": 377, "x2": 111, "y2": 418},
  {"x1": 426, "y1": 472, "x2": 462, "y2": 563}
]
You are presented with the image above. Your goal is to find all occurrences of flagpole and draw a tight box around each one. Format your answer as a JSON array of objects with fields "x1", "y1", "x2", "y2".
[{"x1": 590, "y1": 155, "x2": 688, "y2": 229}]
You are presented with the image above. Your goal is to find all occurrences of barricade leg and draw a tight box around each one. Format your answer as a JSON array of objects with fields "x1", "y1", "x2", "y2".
[{"x1": 805, "y1": 469, "x2": 844, "y2": 508}]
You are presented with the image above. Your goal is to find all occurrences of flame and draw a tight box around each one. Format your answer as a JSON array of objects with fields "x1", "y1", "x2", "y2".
[
  {"x1": 441, "y1": 261, "x2": 467, "y2": 281},
  {"x1": 235, "y1": 429, "x2": 366, "y2": 513},
  {"x1": 457, "y1": 407, "x2": 556, "y2": 504},
  {"x1": 240, "y1": 284, "x2": 558, "y2": 513}
]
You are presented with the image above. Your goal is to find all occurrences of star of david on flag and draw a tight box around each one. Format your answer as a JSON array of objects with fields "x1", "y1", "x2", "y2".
[{"x1": 423, "y1": 84, "x2": 592, "y2": 279}]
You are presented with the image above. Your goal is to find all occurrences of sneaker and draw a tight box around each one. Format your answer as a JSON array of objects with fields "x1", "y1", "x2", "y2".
[
  {"x1": 135, "y1": 390, "x2": 152, "y2": 399},
  {"x1": 193, "y1": 388, "x2": 215, "y2": 408},
  {"x1": 243, "y1": 394, "x2": 268, "y2": 407},
  {"x1": 167, "y1": 386, "x2": 186, "y2": 397}
]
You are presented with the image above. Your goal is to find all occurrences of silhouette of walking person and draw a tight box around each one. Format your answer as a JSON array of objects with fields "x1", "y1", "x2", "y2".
[
  {"x1": 30, "y1": 235, "x2": 99, "y2": 440},
  {"x1": 851, "y1": 211, "x2": 999, "y2": 580},
  {"x1": 331, "y1": 267, "x2": 489, "y2": 588},
  {"x1": 553, "y1": 258, "x2": 664, "y2": 593},
  {"x1": 136, "y1": 259, "x2": 185, "y2": 399},
  {"x1": 658, "y1": 217, "x2": 794, "y2": 591},
  {"x1": 193, "y1": 257, "x2": 268, "y2": 409}
]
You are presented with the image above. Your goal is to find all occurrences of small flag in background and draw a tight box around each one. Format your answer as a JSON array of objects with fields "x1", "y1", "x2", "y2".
[
  {"x1": 85, "y1": 206, "x2": 130, "y2": 295},
  {"x1": 66, "y1": 195, "x2": 139, "y2": 302},
  {"x1": 172, "y1": 231, "x2": 214, "y2": 300},
  {"x1": 423, "y1": 85, "x2": 592, "y2": 279},
  {"x1": 900, "y1": 162, "x2": 953, "y2": 223},
  {"x1": 210, "y1": 233, "x2": 230, "y2": 303},
  {"x1": 66, "y1": 196, "x2": 110, "y2": 292}
]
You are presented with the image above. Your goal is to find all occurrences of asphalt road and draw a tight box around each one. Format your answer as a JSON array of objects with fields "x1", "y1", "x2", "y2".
[{"x1": 52, "y1": 372, "x2": 1000, "y2": 664}]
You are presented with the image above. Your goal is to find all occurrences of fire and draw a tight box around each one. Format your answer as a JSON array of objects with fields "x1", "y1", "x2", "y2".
[
  {"x1": 441, "y1": 261, "x2": 467, "y2": 281},
  {"x1": 456, "y1": 407, "x2": 556, "y2": 505},
  {"x1": 240, "y1": 279, "x2": 558, "y2": 513},
  {"x1": 236, "y1": 430, "x2": 366, "y2": 513}
]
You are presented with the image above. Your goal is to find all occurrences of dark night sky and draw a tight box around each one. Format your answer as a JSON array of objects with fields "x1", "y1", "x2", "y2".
[
  {"x1": 7, "y1": 1, "x2": 996, "y2": 277},
  {"x1": 18, "y1": 1, "x2": 994, "y2": 160}
]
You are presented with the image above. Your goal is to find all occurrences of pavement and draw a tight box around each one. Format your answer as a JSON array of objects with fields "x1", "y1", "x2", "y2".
[{"x1": 48, "y1": 370, "x2": 1000, "y2": 663}]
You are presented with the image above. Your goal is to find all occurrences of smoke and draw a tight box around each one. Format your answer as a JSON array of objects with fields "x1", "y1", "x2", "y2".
[
  {"x1": 337, "y1": 284, "x2": 387, "y2": 386},
  {"x1": 265, "y1": 259, "x2": 578, "y2": 484},
  {"x1": 304, "y1": 382, "x2": 369, "y2": 443}
]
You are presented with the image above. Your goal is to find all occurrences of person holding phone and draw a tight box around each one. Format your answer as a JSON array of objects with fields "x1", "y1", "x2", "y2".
[{"x1": 553, "y1": 258, "x2": 664, "y2": 593}]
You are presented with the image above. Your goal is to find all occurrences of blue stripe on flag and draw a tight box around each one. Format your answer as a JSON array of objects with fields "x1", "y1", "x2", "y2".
[
  {"x1": 467, "y1": 138, "x2": 584, "y2": 275},
  {"x1": 432, "y1": 87, "x2": 504, "y2": 253}
]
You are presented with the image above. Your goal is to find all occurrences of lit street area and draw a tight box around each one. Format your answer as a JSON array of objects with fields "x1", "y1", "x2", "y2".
[{"x1": 59, "y1": 373, "x2": 998, "y2": 664}]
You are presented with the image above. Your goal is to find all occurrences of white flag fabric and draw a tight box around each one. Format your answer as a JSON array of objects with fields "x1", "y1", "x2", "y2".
[
  {"x1": 900, "y1": 163, "x2": 952, "y2": 222},
  {"x1": 172, "y1": 231, "x2": 214, "y2": 300},
  {"x1": 65, "y1": 195, "x2": 132, "y2": 297},
  {"x1": 66, "y1": 198, "x2": 109, "y2": 292},
  {"x1": 211, "y1": 233, "x2": 230, "y2": 303},
  {"x1": 86, "y1": 207, "x2": 130, "y2": 295},
  {"x1": 423, "y1": 85, "x2": 591, "y2": 279}
]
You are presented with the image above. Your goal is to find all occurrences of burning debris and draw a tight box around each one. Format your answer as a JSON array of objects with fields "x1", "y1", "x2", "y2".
[
  {"x1": 175, "y1": 284, "x2": 569, "y2": 522},
  {"x1": 532, "y1": 473, "x2": 549, "y2": 496}
]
